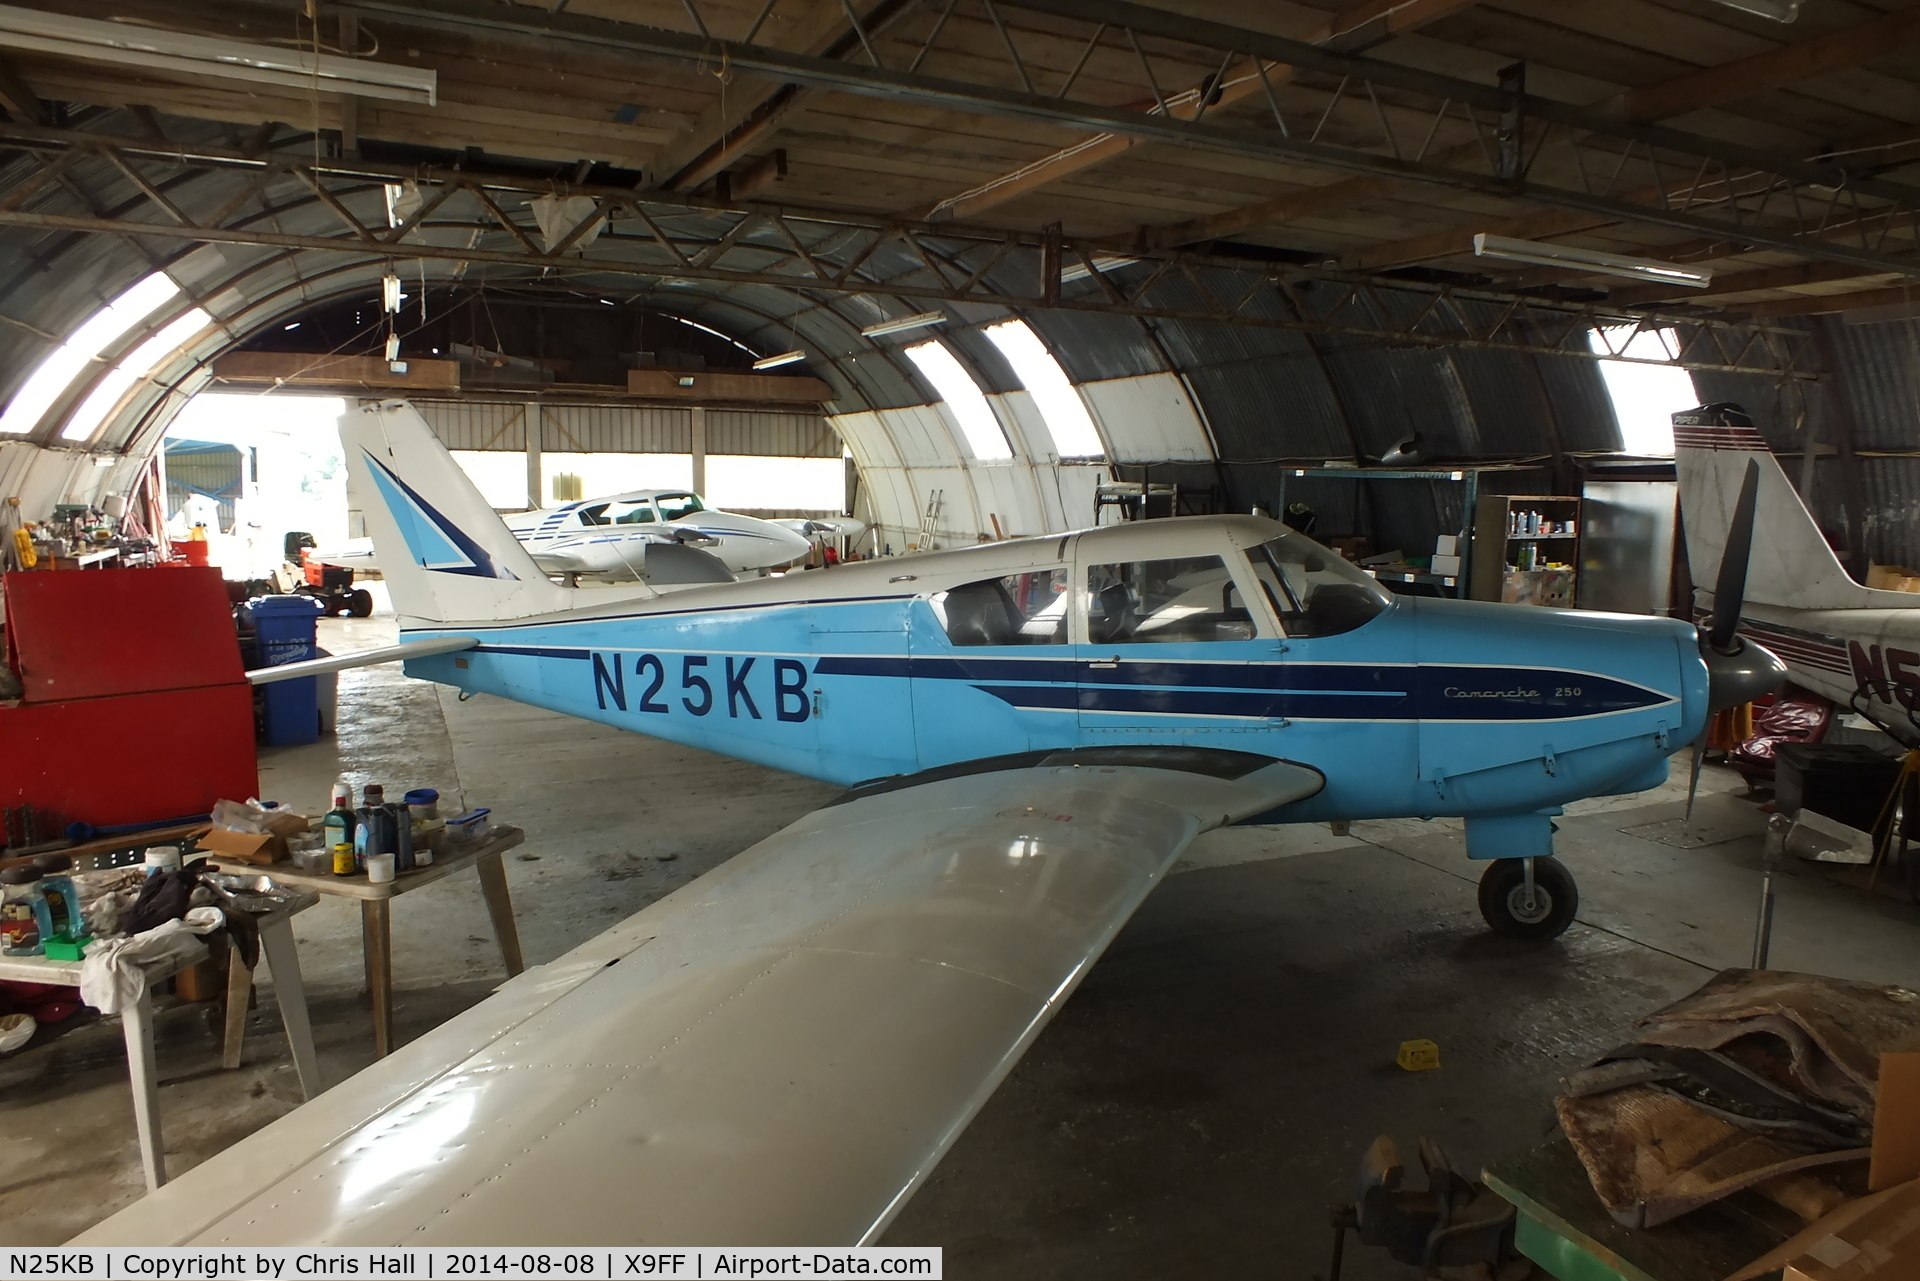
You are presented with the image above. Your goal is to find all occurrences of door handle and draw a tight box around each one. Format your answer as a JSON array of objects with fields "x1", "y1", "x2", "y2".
[{"x1": 1088, "y1": 661, "x2": 1118, "y2": 669}]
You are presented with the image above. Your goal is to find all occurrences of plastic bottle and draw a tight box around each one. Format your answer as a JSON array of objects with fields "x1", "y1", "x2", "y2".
[
  {"x1": 31, "y1": 854, "x2": 83, "y2": 946},
  {"x1": 1, "y1": 866, "x2": 42, "y2": 956},
  {"x1": 355, "y1": 784, "x2": 395, "y2": 871},
  {"x1": 324, "y1": 781, "x2": 357, "y2": 862},
  {"x1": 388, "y1": 797, "x2": 415, "y2": 873}
]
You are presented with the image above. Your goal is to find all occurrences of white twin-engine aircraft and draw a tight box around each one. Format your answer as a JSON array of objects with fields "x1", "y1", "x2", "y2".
[
  {"x1": 1675, "y1": 403, "x2": 1920, "y2": 744},
  {"x1": 76, "y1": 400, "x2": 1782, "y2": 1248},
  {"x1": 503, "y1": 489, "x2": 813, "y2": 580},
  {"x1": 319, "y1": 488, "x2": 814, "y2": 585}
]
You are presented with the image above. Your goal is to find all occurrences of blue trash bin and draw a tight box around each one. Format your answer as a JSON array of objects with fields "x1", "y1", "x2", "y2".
[{"x1": 253, "y1": 595, "x2": 324, "y2": 746}]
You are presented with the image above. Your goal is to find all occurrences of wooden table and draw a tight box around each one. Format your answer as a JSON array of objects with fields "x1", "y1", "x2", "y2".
[
  {"x1": 0, "y1": 890, "x2": 321, "y2": 1193},
  {"x1": 216, "y1": 827, "x2": 526, "y2": 1058},
  {"x1": 1484, "y1": 1137, "x2": 1801, "y2": 1281}
]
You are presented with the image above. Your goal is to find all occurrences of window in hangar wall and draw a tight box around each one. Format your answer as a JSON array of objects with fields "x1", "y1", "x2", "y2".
[
  {"x1": 1, "y1": 272, "x2": 198, "y2": 438},
  {"x1": 1588, "y1": 326, "x2": 1698, "y2": 456},
  {"x1": 904, "y1": 340, "x2": 1014, "y2": 461},
  {"x1": 983, "y1": 320, "x2": 1106, "y2": 459}
]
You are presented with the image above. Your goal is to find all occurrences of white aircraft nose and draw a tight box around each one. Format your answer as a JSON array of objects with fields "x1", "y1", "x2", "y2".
[{"x1": 772, "y1": 525, "x2": 813, "y2": 564}]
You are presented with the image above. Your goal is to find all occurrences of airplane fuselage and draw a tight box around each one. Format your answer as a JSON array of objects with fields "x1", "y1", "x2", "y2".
[
  {"x1": 1732, "y1": 602, "x2": 1920, "y2": 740},
  {"x1": 402, "y1": 519, "x2": 1709, "y2": 843}
]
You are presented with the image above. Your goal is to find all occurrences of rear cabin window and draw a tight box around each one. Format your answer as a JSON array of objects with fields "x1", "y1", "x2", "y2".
[
  {"x1": 1086, "y1": 555, "x2": 1255, "y2": 643},
  {"x1": 933, "y1": 569, "x2": 1070, "y2": 646}
]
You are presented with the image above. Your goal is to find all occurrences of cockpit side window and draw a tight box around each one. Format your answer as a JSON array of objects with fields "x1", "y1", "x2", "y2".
[
  {"x1": 932, "y1": 569, "x2": 1070, "y2": 646},
  {"x1": 576, "y1": 503, "x2": 611, "y2": 526},
  {"x1": 1246, "y1": 532, "x2": 1393, "y2": 638},
  {"x1": 655, "y1": 493, "x2": 705, "y2": 520},
  {"x1": 1084, "y1": 555, "x2": 1255, "y2": 644},
  {"x1": 611, "y1": 501, "x2": 658, "y2": 525}
]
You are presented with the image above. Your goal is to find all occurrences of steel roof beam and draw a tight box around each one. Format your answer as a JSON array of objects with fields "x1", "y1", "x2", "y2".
[{"x1": 332, "y1": 0, "x2": 1920, "y2": 283}]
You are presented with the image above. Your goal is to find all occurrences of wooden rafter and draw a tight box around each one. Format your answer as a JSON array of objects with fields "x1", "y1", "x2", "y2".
[{"x1": 653, "y1": 0, "x2": 916, "y2": 192}]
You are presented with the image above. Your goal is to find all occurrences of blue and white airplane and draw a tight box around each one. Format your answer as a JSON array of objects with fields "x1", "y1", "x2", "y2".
[{"x1": 81, "y1": 399, "x2": 1785, "y2": 1248}]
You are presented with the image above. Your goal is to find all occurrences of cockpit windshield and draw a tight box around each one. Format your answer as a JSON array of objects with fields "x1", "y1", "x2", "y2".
[
  {"x1": 656, "y1": 493, "x2": 705, "y2": 521},
  {"x1": 1245, "y1": 532, "x2": 1393, "y2": 638}
]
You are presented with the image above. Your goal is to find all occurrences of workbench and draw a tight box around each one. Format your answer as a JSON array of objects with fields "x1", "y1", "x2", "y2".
[
  {"x1": 215, "y1": 827, "x2": 526, "y2": 1058},
  {"x1": 1484, "y1": 1137, "x2": 1801, "y2": 1281},
  {"x1": 0, "y1": 889, "x2": 321, "y2": 1193}
]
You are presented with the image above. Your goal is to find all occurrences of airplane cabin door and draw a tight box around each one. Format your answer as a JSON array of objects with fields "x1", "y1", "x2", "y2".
[{"x1": 1073, "y1": 546, "x2": 1283, "y2": 737}]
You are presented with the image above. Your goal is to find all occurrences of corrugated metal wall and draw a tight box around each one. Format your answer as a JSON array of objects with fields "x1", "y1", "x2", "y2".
[{"x1": 1693, "y1": 317, "x2": 1920, "y2": 571}]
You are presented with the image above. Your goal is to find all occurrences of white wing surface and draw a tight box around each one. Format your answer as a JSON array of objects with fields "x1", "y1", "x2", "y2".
[{"x1": 76, "y1": 748, "x2": 1319, "y2": 1247}]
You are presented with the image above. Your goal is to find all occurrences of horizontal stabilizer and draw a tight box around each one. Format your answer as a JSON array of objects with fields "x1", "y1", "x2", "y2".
[{"x1": 246, "y1": 636, "x2": 477, "y2": 685}]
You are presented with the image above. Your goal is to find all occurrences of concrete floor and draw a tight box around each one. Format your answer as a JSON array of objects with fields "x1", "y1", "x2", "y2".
[{"x1": 6, "y1": 602, "x2": 1920, "y2": 1278}]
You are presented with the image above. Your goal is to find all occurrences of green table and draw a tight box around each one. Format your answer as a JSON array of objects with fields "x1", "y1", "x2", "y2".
[{"x1": 1483, "y1": 1137, "x2": 1802, "y2": 1281}]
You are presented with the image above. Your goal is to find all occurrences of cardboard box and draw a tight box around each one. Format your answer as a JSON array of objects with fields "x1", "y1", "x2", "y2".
[
  {"x1": 194, "y1": 812, "x2": 307, "y2": 865},
  {"x1": 1730, "y1": 1180, "x2": 1920, "y2": 1281},
  {"x1": 195, "y1": 827, "x2": 286, "y2": 864},
  {"x1": 1431, "y1": 553, "x2": 1462, "y2": 578},
  {"x1": 1434, "y1": 534, "x2": 1460, "y2": 557},
  {"x1": 1867, "y1": 563, "x2": 1920, "y2": 593}
]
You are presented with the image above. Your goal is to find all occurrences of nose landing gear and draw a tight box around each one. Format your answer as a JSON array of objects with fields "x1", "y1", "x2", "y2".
[{"x1": 1477, "y1": 856, "x2": 1578, "y2": 940}]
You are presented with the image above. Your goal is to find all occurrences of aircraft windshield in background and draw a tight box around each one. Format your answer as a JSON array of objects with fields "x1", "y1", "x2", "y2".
[
  {"x1": 1675, "y1": 402, "x2": 1920, "y2": 745},
  {"x1": 81, "y1": 400, "x2": 1784, "y2": 1249}
]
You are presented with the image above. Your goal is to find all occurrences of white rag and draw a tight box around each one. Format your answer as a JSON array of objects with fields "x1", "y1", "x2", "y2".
[{"x1": 78, "y1": 919, "x2": 209, "y2": 1015}]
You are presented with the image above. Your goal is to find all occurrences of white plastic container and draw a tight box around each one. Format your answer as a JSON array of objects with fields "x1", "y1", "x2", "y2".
[
  {"x1": 366, "y1": 853, "x2": 396, "y2": 884},
  {"x1": 143, "y1": 846, "x2": 181, "y2": 878}
]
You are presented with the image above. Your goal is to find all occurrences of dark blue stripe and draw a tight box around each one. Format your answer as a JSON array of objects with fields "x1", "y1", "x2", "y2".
[{"x1": 471, "y1": 644, "x2": 594, "y2": 661}]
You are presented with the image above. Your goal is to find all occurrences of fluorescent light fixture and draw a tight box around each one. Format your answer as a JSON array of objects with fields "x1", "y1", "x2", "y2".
[
  {"x1": 0, "y1": 4, "x2": 437, "y2": 104},
  {"x1": 983, "y1": 320, "x2": 1104, "y2": 458},
  {"x1": 1059, "y1": 255, "x2": 1138, "y2": 284},
  {"x1": 670, "y1": 315, "x2": 759, "y2": 358},
  {"x1": 61, "y1": 307, "x2": 212, "y2": 441},
  {"x1": 1473, "y1": 233, "x2": 1712, "y2": 289},
  {"x1": 861, "y1": 311, "x2": 946, "y2": 339},
  {"x1": 1709, "y1": 0, "x2": 1798, "y2": 21},
  {"x1": 752, "y1": 351, "x2": 806, "y2": 370},
  {"x1": 1, "y1": 273, "x2": 179, "y2": 435},
  {"x1": 904, "y1": 341, "x2": 1012, "y2": 461}
]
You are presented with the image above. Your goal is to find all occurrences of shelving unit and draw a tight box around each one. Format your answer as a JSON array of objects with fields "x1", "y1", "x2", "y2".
[{"x1": 1470, "y1": 494, "x2": 1583, "y2": 607}]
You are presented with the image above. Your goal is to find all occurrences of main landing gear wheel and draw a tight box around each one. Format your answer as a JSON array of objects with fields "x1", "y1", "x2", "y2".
[{"x1": 1478, "y1": 857, "x2": 1578, "y2": 940}]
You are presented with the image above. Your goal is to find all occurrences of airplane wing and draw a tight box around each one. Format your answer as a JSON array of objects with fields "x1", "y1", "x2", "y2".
[{"x1": 76, "y1": 747, "x2": 1319, "y2": 1247}]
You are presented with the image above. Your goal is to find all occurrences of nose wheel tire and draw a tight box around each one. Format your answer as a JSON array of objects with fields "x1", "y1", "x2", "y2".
[{"x1": 1478, "y1": 857, "x2": 1578, "y2": 940}]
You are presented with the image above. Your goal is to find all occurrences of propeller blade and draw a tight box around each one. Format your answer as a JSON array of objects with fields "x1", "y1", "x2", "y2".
[
  {"x1": 1707, "y1": 459, "x2": 1761, "y2": 652},
  {"x1": 1686, "y1": 732, "x2": 1708, "y2": 823}
]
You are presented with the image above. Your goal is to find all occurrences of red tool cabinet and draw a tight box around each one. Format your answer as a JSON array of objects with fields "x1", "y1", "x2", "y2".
[{"x1": 1, "y1": 567, "x2": 257, "y2": 830}]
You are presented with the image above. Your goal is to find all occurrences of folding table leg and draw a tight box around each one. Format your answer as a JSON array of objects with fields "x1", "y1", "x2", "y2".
[
  {"x1": 121, "y1": 988, "x2": 167, "y2": 1191},
  {"x1": 475, "y1": 850, "x2": 525, "y2": 977},
  {"x1": 221, "y1": 937, "x2": 252, "y2": 1070},
  {"x1": 259, "y1": 917, "x2": 322, "y2": 1099},
  {"x1": 362, "y1": 899, "x2": 394, "y2": 1058}
]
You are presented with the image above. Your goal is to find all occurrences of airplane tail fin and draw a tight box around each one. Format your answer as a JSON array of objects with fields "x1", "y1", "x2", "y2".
[
  {"x1": 1673, "y1": 403, "x2": 1881, "y2": 611},
  {"x1": 340, "y1": 400, "x2": 573, "y2": 625}
]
